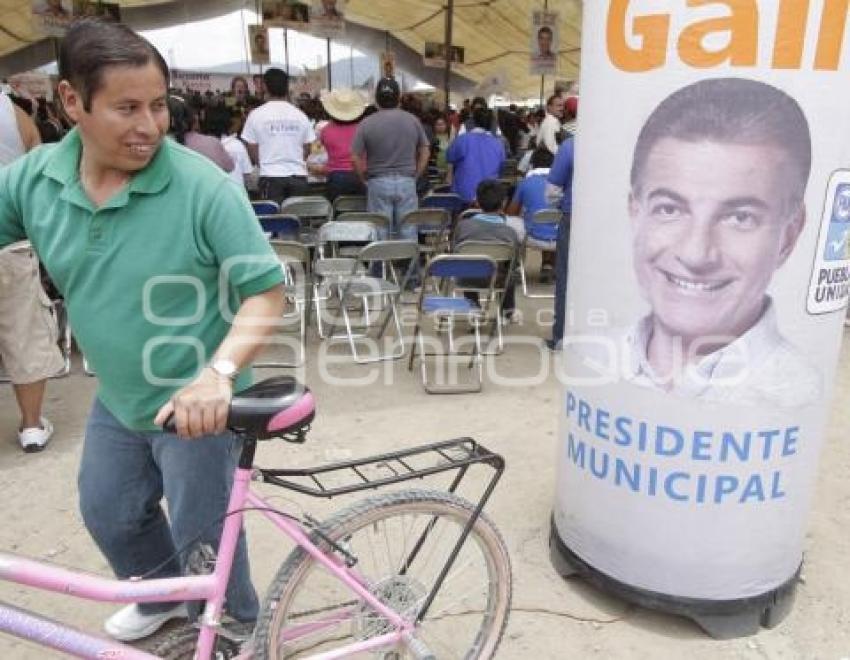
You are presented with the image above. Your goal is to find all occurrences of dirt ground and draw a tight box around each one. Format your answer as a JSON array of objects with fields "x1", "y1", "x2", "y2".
[{"x1": 0, "y1": 297, "x2": 848, "y2": 659}]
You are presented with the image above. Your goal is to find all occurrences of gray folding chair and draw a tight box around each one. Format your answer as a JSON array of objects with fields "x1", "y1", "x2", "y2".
[
  {"x1": 313, "y1": 220, "x2": 379, "y2": 338},
  {"x1": 329, "y1": 240, "x2": 419, "y2": 363},
  {"x1": 332, "y1": 195, "x2": 368, "y2": 216},
  {"x1": 281, "y1": 196, "x2": 332, "y2": 233},
  {"x1": 334, "y1": 212, "x2": 392, "y2": 252},
  {"x1": 407, "y1": 254, "x2": 498, "y2": 394},
  {"x1": 254, "y1": 240, "x2": 310, "y2": 368},
  {"x1": 453, "y1": 240, "x2": 517, "y2": 355},
  {"x1": 520, "y1": 208, "x2": 561, "y2": 298}
]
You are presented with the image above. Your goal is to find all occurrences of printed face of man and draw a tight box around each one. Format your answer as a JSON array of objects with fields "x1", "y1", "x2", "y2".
[
  {"x1": 630, "y1": 137, "x2": 805, "y2": 344},
  {"x1": 538, "y1": 29, "x2": 553, "y2": 56}
]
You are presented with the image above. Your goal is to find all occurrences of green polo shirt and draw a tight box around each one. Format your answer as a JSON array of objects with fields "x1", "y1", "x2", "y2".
[{"x1": 0, "y1": 129, "x2": 284, "y2": 431}]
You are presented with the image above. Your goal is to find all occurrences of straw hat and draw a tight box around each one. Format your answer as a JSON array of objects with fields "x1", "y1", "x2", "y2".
[{"x1": 320, "y1": 88, "x2": 367, "y2": 122}]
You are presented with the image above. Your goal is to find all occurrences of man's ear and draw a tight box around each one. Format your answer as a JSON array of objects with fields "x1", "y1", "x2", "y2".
[
  {"x1": 57, "y1": 80, "x2": 83, "y2": 124},
  {"x1": 778, "y1": 204, "x2": 806, "y2": 267}
]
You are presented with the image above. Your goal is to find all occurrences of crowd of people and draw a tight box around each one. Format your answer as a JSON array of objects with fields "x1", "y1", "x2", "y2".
[{"x1": 0, "y1": 17, "x2": 576, "y2": 647}]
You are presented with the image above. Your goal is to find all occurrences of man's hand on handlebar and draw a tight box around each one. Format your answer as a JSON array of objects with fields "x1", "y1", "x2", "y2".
[{"x1": 154, "y1": 368, "x2": 233, "y2": 439}]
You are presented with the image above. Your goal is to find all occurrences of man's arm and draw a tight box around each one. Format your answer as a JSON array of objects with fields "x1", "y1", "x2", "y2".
[
  {"x1": 245, "y1": 142, "x2": 259, "y2": 166},
  {"x1": 154, "y1": 284, "x2": 286, "y2": 438},
  {"x1": 351, "y1": 151, "x2": 367, "y2": 185},
  {"x1": 13, "y1": 104, "x2": 40, "y2": 152},
  {"x1": 416, "y1": 143, "x2": 430, "y2": 179}
]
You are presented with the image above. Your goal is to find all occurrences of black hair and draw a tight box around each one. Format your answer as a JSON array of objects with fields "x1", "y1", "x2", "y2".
[
  {"x1": 263, "y1": 68, "x2": 289, "y2": 98},
  {"x1": 476, "y1": 179, "x2": 506, "y2": 213},
  {"x1": 631, "y1": 77, "x2": 812, "y2": 206},
  {"x1": 538, "y1": 26, "x2": 553, "y2": 38},
  {"x1": 204, "y1": 104, "x2": 233, "y2": 138},
  {"x1": 471, "y1": 107, "x2": 491, "y2": 129},
  {"x1": 530, "y1": 148, "x2": 555, "y2": 169},
  {"x1": 167, "y1": 95, "x2": 193, "y2": 145},
  {"x1": 59, "y1": 19, "x2": 169, "y2": 112}
]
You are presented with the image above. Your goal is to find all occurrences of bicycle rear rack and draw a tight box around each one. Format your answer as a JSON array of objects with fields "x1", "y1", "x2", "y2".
[
  {"x1": 259, "y1": 437, "x2": 504, "y2": 498},
  {"x1": 258, "y1": 438, "x2": 505, "y2": 624}
]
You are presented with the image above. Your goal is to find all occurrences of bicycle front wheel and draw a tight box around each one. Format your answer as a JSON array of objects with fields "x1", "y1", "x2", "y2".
[{"x1": 254, "y1": 490, "x2": 512, "y2": 659}]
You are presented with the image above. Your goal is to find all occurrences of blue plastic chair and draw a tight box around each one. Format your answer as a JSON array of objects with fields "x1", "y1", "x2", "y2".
[
  {"x1": 252, "y1": 200, "x2": 280, "y2": 216},
  {"x1": 258, "y1": 214, "x2": 301, "y2": 240},
  {"x1": 408, "y1": 254, "x2": 497, "y2": 393}
]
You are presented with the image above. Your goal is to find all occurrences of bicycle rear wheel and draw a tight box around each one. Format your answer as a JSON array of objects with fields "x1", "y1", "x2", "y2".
[{"x1": 253, "y1": 490, "x2": 512, "y2": 659}]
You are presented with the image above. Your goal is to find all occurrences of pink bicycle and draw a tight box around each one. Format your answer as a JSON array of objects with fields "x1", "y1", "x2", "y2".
[{"x1": 0, "y1": 376, "x2": 512, "y2": 659}]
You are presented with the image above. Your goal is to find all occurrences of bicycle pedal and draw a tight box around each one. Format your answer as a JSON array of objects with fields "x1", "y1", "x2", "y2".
[{"x1": 186, "y1": 543, "x2": 217, "y2": 575}]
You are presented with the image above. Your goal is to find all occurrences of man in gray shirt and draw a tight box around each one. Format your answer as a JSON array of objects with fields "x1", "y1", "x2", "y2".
[{"x1": 351, "y1": 78, "x2": 430, "y2": 237}]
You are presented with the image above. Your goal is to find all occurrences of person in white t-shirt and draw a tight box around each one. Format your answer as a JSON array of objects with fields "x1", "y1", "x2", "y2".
[
  {"x1": 241, "y1": 68, "x2": 316, "y2": 202},
  {"x1": 207, "y1": 109, "x2": 253, "y2": 188},
  {"x1": 537, "y1": 94, "x2": 564, "y2": 155}
]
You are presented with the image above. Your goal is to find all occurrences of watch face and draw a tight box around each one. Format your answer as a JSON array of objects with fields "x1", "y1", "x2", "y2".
[{"x1": 214, "y1": 360, "x2": 237, "y2": 377}]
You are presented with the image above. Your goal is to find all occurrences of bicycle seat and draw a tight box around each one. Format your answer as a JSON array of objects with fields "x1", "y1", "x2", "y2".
[{"x1": 228, "y1": 376, "x2": 315, "y2": 440}]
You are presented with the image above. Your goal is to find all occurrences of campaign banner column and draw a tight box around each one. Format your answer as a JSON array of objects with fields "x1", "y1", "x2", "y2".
[{"x1": 553, "y1": 0, "x2": 850, "y2": 616}]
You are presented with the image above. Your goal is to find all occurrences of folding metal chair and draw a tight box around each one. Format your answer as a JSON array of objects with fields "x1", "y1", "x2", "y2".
[
  {"x1": 327, "y1": 240, "x2": 419, "y2": 363},
  {"x1": 254, "y1": 241, "x2": 310, "y2": 368},
  {"x1": 520, "y1": 208, "x2": 561, "y2": 298},
  {"x1": 453, "y1": 240, "x2": 517, "y2": 355},
  {"x1": 332, "y1": 195, "x2": 368, "y2": 216},
  {"x1": 312, "y1": 220, "x2": 379, "y2": 338},
  {"x1": 421, "y1": 192, "x2": 466, "y2": 219},
  {"x1": 258, "y1": 214, "x2": 301, "y2": 240},
  {"x1": 252, "y1": 200, "x2": 280, "y2": 216},
  {"x1": 281, "y1": 196, "x2": 332, "y2": 229},
  {"x1": 407, "y1": 254, "x2": 497, "y2": 394},
  {"x1": 334, "y1": 212, "x2": 392, "y2": 247}
]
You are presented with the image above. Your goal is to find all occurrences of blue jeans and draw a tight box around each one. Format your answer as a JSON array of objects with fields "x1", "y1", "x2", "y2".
[
  {"x1": 366, "y1": 174, "x2": 418, "y2": 239},
  {"x1": 77, "y1": 399, "x2": 259, "y2": 622},
  {"x1": 551, "y1": 213, "x2": 571, "y2": 345}
]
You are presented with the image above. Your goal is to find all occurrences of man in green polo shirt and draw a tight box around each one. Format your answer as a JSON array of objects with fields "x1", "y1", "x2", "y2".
[{"x1": 0, "y1": 21, "x2": 285, "y2": 640}]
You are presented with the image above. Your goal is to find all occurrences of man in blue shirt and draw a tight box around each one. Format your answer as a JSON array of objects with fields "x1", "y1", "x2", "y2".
[
  {"x1": 506, "y1": 148, "x2": 556, "y2": 278},
  {"x1": 546, "y1": 137, "x2": 574, "y2": 350},
  {"x1": 447, "y1": 107, "x2": 505, "y2": 204}
]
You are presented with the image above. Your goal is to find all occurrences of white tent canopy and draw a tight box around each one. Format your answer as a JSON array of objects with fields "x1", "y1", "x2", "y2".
[{"x1": 0, "y1": 0, "x2": 581, "y2": 98}]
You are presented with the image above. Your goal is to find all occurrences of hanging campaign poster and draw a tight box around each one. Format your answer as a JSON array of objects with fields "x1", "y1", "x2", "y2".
[
  {"x1": 553, "y1": 0, "x2": 850, "y2": 601},
  {"x1": 423, "y1": 42, "x2": 465, "y2": 69},
  {"x1": 248, "y1": 25, "x2": 271, "y2": 65},
  {"x1": 31, "y1": 0, "x2": 73, "y2": 37},
  {"x1": 262, "y1": 0, "x2": 310, "y2": 29},
  {"x1": 72, "y1": 1, "x2": 120, "y2": 21},
  {"x1": 379, "y1": 51, "x2": 396, "y2": 79},
  {"x1": 530, "y1": 10, "x2": 559, "y2": 75},
  {"x1": 310, "y1": 0, "x2": 345, "y2": 39}
]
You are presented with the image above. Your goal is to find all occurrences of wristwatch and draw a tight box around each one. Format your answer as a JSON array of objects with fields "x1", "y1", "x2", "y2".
[{"x1": 209, "y1": 358, "x2": 238, "y2": 381}]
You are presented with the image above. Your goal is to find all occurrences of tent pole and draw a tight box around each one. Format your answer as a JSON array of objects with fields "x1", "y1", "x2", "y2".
[
  {"x1": 284, "y1": 28, "x2": 290, "y2": 75},
  {"x1": 539, "y1": 0, "x2": 548, "y2": 107},
  {"x1": 327, "y1": 38, "x2": 332, "y2": 90},
  {"x1": 443, "y1": 0, "x2": 454, "y2": 111}
]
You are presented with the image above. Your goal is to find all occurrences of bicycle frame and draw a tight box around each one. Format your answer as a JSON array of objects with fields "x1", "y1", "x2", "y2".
[{"x1": 0, "y1": 436, "x2": 504, "y2": 660}]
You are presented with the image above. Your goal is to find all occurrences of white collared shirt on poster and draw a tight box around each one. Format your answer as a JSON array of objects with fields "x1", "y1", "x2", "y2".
[{"x1": 578, "y1": 299, "x2": 823, "y2": 408}]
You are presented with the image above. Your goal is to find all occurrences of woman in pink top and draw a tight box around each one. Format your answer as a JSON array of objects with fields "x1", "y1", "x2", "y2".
[
  {"x1": 167, "y1": 95, "x2": 234, "y2": 173},
  {"x1": 318, "y1": 89, "x2": 366, "y2": 200}
]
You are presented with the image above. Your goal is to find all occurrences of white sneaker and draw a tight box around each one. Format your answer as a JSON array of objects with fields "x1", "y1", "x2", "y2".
[
  {"x1": 103, "y1": 603, "x2": 188, "y2": 642},
  {"x1": 18, "y1": 417, "x2": 53, "y2": 453}
]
